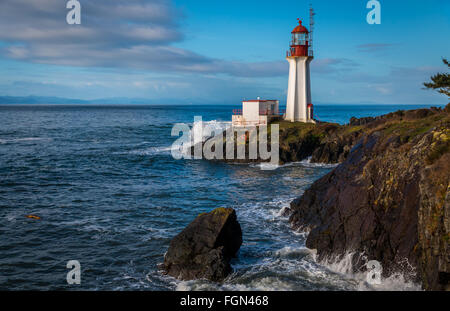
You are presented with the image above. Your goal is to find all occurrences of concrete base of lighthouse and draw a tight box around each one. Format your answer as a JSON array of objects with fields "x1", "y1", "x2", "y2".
[{"x1": 285, "y1": 56, "x2": 315, "y2": 123}]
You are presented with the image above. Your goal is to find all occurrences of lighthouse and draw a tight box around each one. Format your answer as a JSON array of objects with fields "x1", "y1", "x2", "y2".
[{"x1": 285, "y1": 14, "x2": 315, "y2": 123}]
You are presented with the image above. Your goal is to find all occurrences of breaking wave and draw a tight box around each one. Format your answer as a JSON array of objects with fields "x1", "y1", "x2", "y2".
[
  {"x1": 173, "y1": 198, "x2": 421, "y2": 292},
  {"x1": 190, "y1": 120, "x2": 232, "y2": 144},
  {"x1": 298, "y1": 157, "x2": 340, "y2": 168},
  {"x1": 316, "y1": 252, "x2": 422, "y2": 291}
]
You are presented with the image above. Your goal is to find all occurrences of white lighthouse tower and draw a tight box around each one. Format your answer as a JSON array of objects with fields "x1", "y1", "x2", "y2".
[{"x1": 285, "y1": 12, "x2": 315, "y2": 123}]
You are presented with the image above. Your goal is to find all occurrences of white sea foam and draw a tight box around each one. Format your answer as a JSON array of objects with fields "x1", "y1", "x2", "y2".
[
  {"x1": 185, "y1": 120, "x2": 231, "y2": 148},
  {"x1": 250, "y1": 163, "x2": 281, "y2": 170},
  {"x1": 274, "y1": 246, "x2": 311, "y2": 258},
  {"x1": 191, "y1": 120, "x2": 231, "y2": 136},
  {"x1": 174, "y1": 246, "x2": 339, "y2": 291},
  {"x1": 236, "y1": 197, "x2": 295, "y2": 223},
  {"x1": 249, "y1": 157, "x2": 338, "y2": 170},
  {"x1": 298, "y1": 157, "x2": 340, "y2": 168},
  {"x1": 318, "y1": 252, "x2": 422, "y2": 291},
  {"x1": 128, "y1": 146, "x2": 173, "y2": 156},
  {"x1": 114, "y1": 146, "x2": 174, "y2": 156},
  {"x1": 176, "y1": 248, "x2": 421, "y2": 291},
  {"x1": 118, "y1": 120, "x2": 229, "y2": 157}
]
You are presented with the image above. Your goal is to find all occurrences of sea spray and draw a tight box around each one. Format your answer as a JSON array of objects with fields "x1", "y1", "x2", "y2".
[{"x1": 316, "y1": 252, "x2": 421, "y2": 291}]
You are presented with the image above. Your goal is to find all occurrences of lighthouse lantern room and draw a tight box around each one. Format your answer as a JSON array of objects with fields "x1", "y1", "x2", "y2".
[{"x1": 285, "y1": 13, "x2": 315, "y2": 123}]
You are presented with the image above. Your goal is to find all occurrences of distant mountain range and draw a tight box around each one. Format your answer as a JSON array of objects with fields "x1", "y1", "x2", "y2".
[
  {"x1": 0, "y1": 96, "x2": 221, "y2": 106},
  {"x1": 0, "y1": 96, "x2": 167, "y2": 105}
]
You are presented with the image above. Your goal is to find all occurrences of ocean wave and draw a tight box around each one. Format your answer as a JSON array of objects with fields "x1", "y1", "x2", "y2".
[
  {"x1": 174, "y1": 246, "x2": 351, "y2": 291},
  {"x1": 185, "y1": 120, "x2": 232, "y2": 148},
  {"x1": 248, "y1": 157, "x2": 339, "y2": 170},
  {"x1": 175, "y1": 247, "x2": 421, "y2": 291},
  {"x1": 114, "y1": 146, "x2": 174, "y2": 156},
  {"x1": 318, "y1": 252, "x2": 421, "y2": 291},
  {"x1": 297, "y1": 157, "x2": 340, "y2": 168},
  {"x1": 249, "y1": 163, "x2": 281, "y2": 170},
  {"x1": 0, "y1": 137, "x2": 51, "y2": 144},
  {"x1": 236, "y1": 197, "x2": 295, "y2": 223},
  {"x1": 128, "y1": 146, "x2": 173, "y2": 156},
  {"x1": 116, "y1": 120, "x2": 229, "y2": 158},
  {"x1": 274, "y1": 246, "x2": 311, "y2": 258}
]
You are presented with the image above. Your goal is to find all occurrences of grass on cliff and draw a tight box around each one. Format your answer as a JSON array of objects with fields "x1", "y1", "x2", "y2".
[
  {"x1": 381, "y1": 121, "x2": 434, "y2": 142},
  {"x1": 375, "y1": 110, "x2": 449, "y2": 143},
  {"x1": 271, "y1": 120, "x2": 349, "y2": 145}
]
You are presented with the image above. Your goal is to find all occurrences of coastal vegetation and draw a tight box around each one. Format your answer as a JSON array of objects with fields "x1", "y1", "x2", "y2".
[{"x1": 424, "y1": 58, "x2": 450, "y2": 97}]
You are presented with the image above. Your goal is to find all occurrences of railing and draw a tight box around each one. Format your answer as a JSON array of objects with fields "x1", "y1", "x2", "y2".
[
  {"x1": 290, "y1": 40, "x2": 307, "y2": 46},
  {"x1": 232, "y1": 120, "x2": 267, "y2": 127},
  {"x1": 233, "y1": 109, "x2": 286, "y2": 116},
  {"x1": 234, "y1": 109, "x2": 285, "y2": 116},
  {"x1": 286, "y1": 49, "x2": 314, "y2": 57}
]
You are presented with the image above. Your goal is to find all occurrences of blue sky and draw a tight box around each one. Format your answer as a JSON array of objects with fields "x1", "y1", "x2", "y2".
[{"x1": 0, "y1": 0, "x2": 449, "y2": 105}]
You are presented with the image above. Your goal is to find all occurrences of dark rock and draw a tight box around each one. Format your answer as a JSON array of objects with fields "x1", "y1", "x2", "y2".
[
  {"x1": 162, "y1": 207, "x2": 242, "y2": 281},
  {"x1": 349, "y1": 116, "x2": 376, "y2": 126},
  {"x1": 289, "y1": 107, "x2": 450, "y2": 290},
  {"x1": 445, "y1": 103, "x2": 450, "y2": 114}
]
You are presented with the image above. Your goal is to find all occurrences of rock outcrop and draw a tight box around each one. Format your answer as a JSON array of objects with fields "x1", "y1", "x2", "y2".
[
  {"x1": 194, "y1": 121, "x2": 364, "y2": 165},
  {"x1": 162, "y1": 207, "x2": 242, "y2": 281},
  {"x1": 289, "y1": 105, "x2": 450, "y2": 290}
]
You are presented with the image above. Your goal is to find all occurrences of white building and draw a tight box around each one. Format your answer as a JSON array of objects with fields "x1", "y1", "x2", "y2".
[{"x1": 232, "y1": 99, "x2": 280, "y2": 127}]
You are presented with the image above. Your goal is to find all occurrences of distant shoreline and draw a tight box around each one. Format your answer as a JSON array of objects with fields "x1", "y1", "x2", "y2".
[{"x1": 0, "y1": 95, "x2": 447, "y2": 107}]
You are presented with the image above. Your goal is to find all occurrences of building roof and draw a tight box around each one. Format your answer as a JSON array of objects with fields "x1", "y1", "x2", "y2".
[
  {"x1": 292, "y1": 19, "x2": 309, "y2": 34},
  {"x1": 242, "y1": 99, "x2": 278, "y2": 103}
]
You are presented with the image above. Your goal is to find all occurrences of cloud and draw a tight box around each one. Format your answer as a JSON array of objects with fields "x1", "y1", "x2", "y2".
[
  {"x1": 0, "y1": 72, "x2": 287, "y2": 102},
  {"x1": 0, "y1": 0, "x2": 288, "y2": 78},
  {"x1": 311, "y1": 63, "x2": 446, "y2": 105},
  {"x1": 0, "y1": 0, "x2": 182, "y2": 45},
  {"x1": 357, "y1": 43, "x2": 394, "y2": 53},
  {"x1": 311, "y1": 58, "x2": 359, "y2": 74}
]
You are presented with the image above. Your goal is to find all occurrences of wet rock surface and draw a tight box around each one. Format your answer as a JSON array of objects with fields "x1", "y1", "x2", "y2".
[{"x1": 162, "y1": 207, "x2": 242, "y2": 281}]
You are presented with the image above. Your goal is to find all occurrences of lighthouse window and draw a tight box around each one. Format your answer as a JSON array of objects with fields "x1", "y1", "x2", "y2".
[{"x1": 292, "y1": 33, "x2": 307, "y2": 45}]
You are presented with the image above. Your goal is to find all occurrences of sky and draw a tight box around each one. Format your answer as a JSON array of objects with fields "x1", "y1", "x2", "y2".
[{"x1": 0, "y1": 0, "x2": 449, "y2": 105}]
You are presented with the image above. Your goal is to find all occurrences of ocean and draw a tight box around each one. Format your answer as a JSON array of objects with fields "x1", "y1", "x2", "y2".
[{"x1": 0, "y1": 104, "x2": 437, "y2": 291}]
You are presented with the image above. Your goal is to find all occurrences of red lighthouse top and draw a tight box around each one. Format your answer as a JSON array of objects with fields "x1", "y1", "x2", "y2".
[
  {"x1": 292, "y1": 19, "x2": 309, "y2": 34},
  {"x1": 287, "y1": 18, "x2": 311, "y2": 58}
]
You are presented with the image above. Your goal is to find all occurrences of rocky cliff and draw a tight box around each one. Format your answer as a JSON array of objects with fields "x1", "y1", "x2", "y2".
[
  {"x1": 194, "y1": 119, "x2": 363, "y2": 165},
  {"x1": 288, "y1": 105, "x2": 450, "y2": 290}
]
